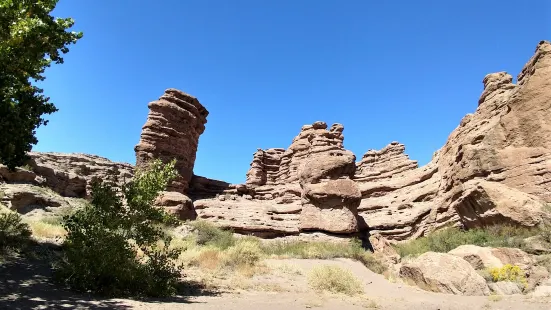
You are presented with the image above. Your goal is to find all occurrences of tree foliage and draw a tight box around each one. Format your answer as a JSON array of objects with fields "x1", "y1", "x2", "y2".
[
  {"x1": 57, "y1": 159, "x2": 183, "y2": 297},
  {"x1": 0, "y1": 0, "x2": 82, "y2": 169}
]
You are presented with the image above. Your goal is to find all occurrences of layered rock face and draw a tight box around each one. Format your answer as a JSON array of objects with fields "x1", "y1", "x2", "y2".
[
  {"x1": 5, "y1": 41, "x2": 550, "y2": 244},
  {"x1": 355, "y1": 40, "x2": 551, "y2": 240},
  {"x1": 134, "y1": 89, "x2": 208, "y2": 193},
  {"x1": 27, "y1": 152, "x2": 133, "y2": 198},
  {"x1": 195, "y1": 40, "x2": 551, "y2": 240},
  {"x1": 196, "y1": 121, "x2": 361, "y2": 235},
  {"x1": 0, "y1": 153, "x2": 132, "y2": 217}
]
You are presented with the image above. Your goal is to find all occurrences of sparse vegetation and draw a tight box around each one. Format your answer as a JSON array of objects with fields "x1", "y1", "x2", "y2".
[
  {"x1": 535, "y1": 254, "x2": 551, "y2": 273},
  {"x1": 56, "y1": 159, "x2": 183, "y2": 297},
  {"x1": 394, "y1": 225, "x2": 544, "y2": 258},
  {"x1": 189, "y1": 220, "x2": 236, "y2": 249},
  {"x1": 261, "y1": 238, "x2": 387, "y2": 274},
  {"x1": 308, "y1": 265, "x2": 364, "y2": 296},
  {"x1": 25, "y1": 219, "x2": 66, "y2": 239},
  {"x1": 0, "y1": 211, "x2": 32, "y2": 252}
]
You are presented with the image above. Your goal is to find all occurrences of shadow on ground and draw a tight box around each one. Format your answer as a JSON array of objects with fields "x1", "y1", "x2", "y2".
[{"x1": 0, "y1": 242, "x2": 219, "y2": 310}]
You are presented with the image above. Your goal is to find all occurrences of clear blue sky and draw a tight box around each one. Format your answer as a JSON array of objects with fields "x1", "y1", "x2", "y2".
[{"x1": 35, "y1": 0, "x2": 551, "y2": 184}]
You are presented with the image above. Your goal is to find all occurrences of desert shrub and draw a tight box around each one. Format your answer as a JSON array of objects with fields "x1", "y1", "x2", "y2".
[
  {"x1": 56, "y1": 159, "x2": 182, "y2": 297},
  {"x1": 0, "y1": 212, "x2": 32, "y2": 251},
  {"x1": 189, "y1": 220, "x2": 235, "y2": 249},
  {"x1": 224, "y1": 239, "x2": 263, "y2": 267},
  {"x1": 394, "y1": 225, "x2": 542, "y2": 258},
  {"x1": 308, "y1": 265, "x2": 364, "y2": 296},
  {"x1": 487, "y1": 264, "x2": 527, "y2": 288}
]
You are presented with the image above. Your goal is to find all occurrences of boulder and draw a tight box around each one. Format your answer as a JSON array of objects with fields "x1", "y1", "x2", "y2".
[
  {"x1": 448, "y1": 245, "x2": 534, "y2": 270},
  {"x1": 154, "y1": 191, "x2": 196, "y2": 221},
  {"x1": 488, "y1": 281, "x2": 523, "y2": 295},
  {"x1": 1, "y1": 184, "x2": 67, "y2": 214},
  {"x1": 0, "y1": 165, "x2": 36, "y2": 183},
  {"x1": 399, "y1": 252, "x2": 490, "y2": 296}
]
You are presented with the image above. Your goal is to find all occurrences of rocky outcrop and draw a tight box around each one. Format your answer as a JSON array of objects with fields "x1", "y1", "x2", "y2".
[
  {"x1": 134, "y1": 89, "x2": 208, "y2": 193},
  {"x1": 196, "y1": 121, "x2": 362, "y2": 235},
  {"x1": 27, "y1": 152, "x2": 133, "y2": 198},
  {"x1": 399, "y1": 252, "x2": 491, "y2": 296},
  {"x1": 448, "y1": 245, "x2": 534, "y2": 270},
  {"x1": 154, "y1": 191, "x2": 196, "y2": 220},
  {"x1": 5, "y1": 41, "x2": 551, "y2": 243},
  {"x1": 351, "y1": 40, "x2": 551, "y2": 240},
  {"x1": 193, "y1": 42, "x2": 551, "y2": 238},
  {"x1": 355, "y1": 142, "x2": 418, "y2": 182}
]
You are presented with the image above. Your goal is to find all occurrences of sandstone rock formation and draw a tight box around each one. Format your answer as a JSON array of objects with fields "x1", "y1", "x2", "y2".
[
  {"x1": 135, "y1": 89, "x2": 208, "y2": 193},
  {"x1": 0, "y1": 153, "x2": 132, "y2": 216},
  {"x1": 27, "y1": 152, "x2": 133, "y2": 198},
  {"x1": 399, "y1": 252, "x2": 491, "y2": 296},
  {"x1": 6, "y1": 41, "x2": 551, "y2": 245},
  {"x1": 195, "y1": 121, "x2": 362, "y2": 235},
  {"x1": 448, "y1": 245, "x2": 534, "y2": 270}
]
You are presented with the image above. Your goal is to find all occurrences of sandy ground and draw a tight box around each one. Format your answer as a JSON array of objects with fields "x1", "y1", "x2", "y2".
[{"x1": 1, "y1": 251, "x2": 550, "y2": 310}]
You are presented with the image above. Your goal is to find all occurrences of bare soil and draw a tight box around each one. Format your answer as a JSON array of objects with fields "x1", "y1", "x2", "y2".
[{"x1": 1, "y1": 247, "x2": 550, "y2": 310}]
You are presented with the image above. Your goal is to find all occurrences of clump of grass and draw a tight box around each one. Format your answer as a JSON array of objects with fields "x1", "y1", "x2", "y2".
[
  {"x1": 261, "y1": 238, "x2": 386, "y2": 274},
  {"x1": 308, "y1": 265, "x2": 364, "y2": 296},
  {"x1": 223, "y1": 239, "x2": 263, "y2": 267},
  {"x1": 26, "y1": 220, "x2": 66, "y2": 239},
  {"x1": 394, "y1": 225, "x2": 543, "y2": 258},
  {"x1": 488, "y1": 294, "x2": 503, "y2": 302},
  {"x1": 189, "y1": 220, "x2": 236, "y2": 249}
]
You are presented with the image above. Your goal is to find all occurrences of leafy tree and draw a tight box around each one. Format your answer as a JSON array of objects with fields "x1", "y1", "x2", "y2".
[
  {"x1": 0, "y1": 0, "x2": 82, "y2": 169},
  {"x1": 57, "y1": 159, "x2": 183, "y2": 297}
]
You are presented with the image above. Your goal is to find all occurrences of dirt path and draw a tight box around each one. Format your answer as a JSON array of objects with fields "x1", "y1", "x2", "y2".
[{"x1": 1, "y1": 252, "x2": 550, "y2": 310}]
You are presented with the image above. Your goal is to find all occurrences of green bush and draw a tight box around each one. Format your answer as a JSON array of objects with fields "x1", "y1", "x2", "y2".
[
  {"x1": 394, "y1": 225, "x2": 542, "y2": 258},
  {"x1": 56, "y1": 159, "x2": 182, "y2": 297},
  {"x1": 189, "y1": 220, "x2": 235, "y2": 249},
  {"x1": 0, "y1": 212, "x2": 32, "y2": 251}
]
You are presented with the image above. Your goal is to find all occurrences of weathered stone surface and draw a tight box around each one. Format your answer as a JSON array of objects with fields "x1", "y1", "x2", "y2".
[
  {"x1": 368, "y1": 233, "x2": 400, "y2": 264},
  {"x1": 352, "y1": 40, "x2": 551, "y2": 240},
  {"x1": 399, "y1": 252, "x2": 490, "y2": 296},
  {"x1": 245, "y1": 148, "x2": 284, "y2": 187},
  {"x1": 451, "y1": 180, "x2": 551, "y2": 228},
  {"x1": 488, "y1": 281, "x2": 523, "y2": 295},
  {"x1": 448, "y1": 245, "x2": 534, "y2": 270},
  {"x1": 27, "y1": 152, "x2": 133, "y2": 198},
  {"x1": 135, "y1": 89, "x2": 208, "y2": 193},
  {"x1": 355, "y1": 142, "x2": 418, "y2": 182},
  {"x1": 0, "y1": 165, "x2": 36, "y2": 183},
  {"x1": 300, "y1": 179, "x2": 360, "y2": 233},
  {"x1": 1, "y1": 183, "x2": 67, "y2": 214},
  {"x1": 154, "y1": 191, "x2": 196, "y2": 220}
]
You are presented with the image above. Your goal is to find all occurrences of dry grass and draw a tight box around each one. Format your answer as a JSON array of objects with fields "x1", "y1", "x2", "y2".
[
  {"x1": 488, "y1": 294, "x2": 503, "y2": 302},
  {"x1": 26, "y1": 220, "x2": 66, "y2": 239},
  {"x1": 394, "y1": 224, "x2": 544, "y2": 258},
  {"x1": 308, "y1": 265, "x2": 364, "y2": 296}
]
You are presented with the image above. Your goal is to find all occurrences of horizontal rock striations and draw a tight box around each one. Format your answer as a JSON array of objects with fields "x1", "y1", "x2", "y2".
[
  {"x1": 134, "y1": 89, "x2": 208, "y2": 193},
  {"x1": 5, "y1": 41, "x2": 550, "y2": 244},
  {"x1": 195, "y1": 40, "x2": 551, "y2": 241}
]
